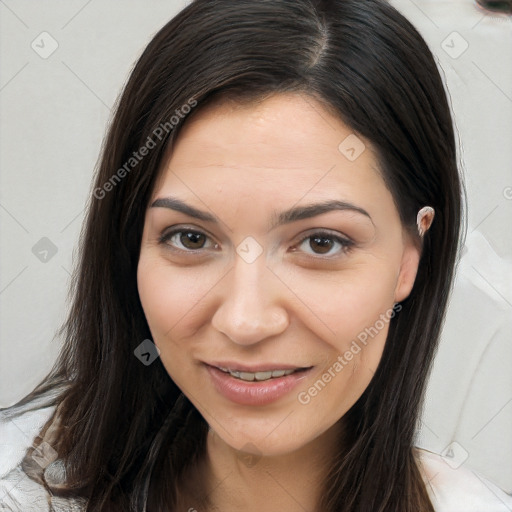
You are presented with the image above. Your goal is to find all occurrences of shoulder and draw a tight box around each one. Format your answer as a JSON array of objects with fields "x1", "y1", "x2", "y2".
[
  {"x1": 0, "y1": 403, "x2": 56, "y2": 479},
  {"x1": 0, "y1": 400, "x2": 86, "y2": 511},
  {"x1": 417, "y1": 448, "x2": 512, "y2": 512},
  {"x1": 0, "y1": 403, "x2": 56, "y2": 510}
]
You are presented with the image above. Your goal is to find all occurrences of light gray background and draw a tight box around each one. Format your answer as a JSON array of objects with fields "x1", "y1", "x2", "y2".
[{"x1": 1, "y1": 0, "x2": 511, "y2": 494}]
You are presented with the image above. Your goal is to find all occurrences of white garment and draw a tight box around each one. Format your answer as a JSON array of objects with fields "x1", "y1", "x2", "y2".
[
  {"x1": 420, "y1": 449, "x2": 512, "y2": 512},
  {"x1": 1, "y1": 404, "x2": 511, "y2": 511},
  {"x1": 0, "y1": 404, "x2": 86, "y2": 511}
]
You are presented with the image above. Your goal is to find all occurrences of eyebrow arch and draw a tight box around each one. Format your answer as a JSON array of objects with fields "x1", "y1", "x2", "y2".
[
  {"x1": 270, "y1": 200, "x2": 373, "y2": 229},
  {"x1": 151, "y1": 197, "x2": 217, "y2": 223},
  {"x1": 150, "y1": 196, "x2": 373, "y2": 229}
]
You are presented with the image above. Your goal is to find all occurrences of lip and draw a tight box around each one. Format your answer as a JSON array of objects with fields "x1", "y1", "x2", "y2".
[{"x1": 205, "y1": 363, "x2": 313, "y2": 406}]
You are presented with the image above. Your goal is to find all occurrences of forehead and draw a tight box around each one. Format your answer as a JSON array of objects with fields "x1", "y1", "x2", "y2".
[
  {"x1": 152, "y1": 93, "x2": 396, "y2": 227},
  {"x1": 165, "y1": 93, "x2": 373, "y2": 172}
]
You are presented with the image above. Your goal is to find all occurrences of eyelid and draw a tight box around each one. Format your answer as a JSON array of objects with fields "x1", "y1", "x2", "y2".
[{"x1": 296, "y1": 228, "x2": 354, "y2": 246}]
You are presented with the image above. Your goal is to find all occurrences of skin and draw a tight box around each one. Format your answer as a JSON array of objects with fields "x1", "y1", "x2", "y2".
[{"x1": 137, "y1": 93, "x2": 424, "y2": 511}]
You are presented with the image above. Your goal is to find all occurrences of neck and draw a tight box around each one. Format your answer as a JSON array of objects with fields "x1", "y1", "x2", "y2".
[{"x1": 188, "y1": 421, "x2": 343, "y2": 512}]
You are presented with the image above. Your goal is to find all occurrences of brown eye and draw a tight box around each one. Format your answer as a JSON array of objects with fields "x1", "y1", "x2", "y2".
[
  {"x1": 294, "y1": 231, "x2": 353, "y2": 258},
  {"x1": 309, "y1": 235, "x2": 335, "y2": 254},
  {"x1": 159, "y1": 228, "x2": 216, "y2": 252},
  {"x1": 180, "y1": 231, "x2": 206, "y2": 249}
]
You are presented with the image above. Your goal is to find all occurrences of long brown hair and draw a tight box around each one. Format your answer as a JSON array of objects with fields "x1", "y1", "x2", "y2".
[{"x1": 3, "y1": 0, "x2": 464, "y2": 510}]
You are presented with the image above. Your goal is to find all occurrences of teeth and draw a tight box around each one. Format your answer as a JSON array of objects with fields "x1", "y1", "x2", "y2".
[
  {"x1": 220, "y1": 367, "x2": 298, "y2": 381},
  {"x1": 255, "y1": 371, "x2": 272, "y2": 381}
]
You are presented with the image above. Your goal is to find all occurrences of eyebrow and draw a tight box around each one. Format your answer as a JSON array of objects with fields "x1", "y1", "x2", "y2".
[{"x1": 150, "y1": 196, "x2": 373, "y2": 229}]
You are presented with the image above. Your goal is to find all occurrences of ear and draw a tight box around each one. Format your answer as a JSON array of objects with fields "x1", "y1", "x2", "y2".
[{"x1": 394, "y1": 237, "x2": 421, "y2": 303}]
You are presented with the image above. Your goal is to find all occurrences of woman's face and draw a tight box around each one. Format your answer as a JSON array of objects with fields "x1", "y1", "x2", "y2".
[{"x1": 137, "y1": 93, "x2": 420, "y2": 457}]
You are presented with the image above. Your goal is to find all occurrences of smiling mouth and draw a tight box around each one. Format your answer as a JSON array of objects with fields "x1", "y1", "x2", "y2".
[{"x1": 216, "y1": 366, "x2": 311, "y2": 382}]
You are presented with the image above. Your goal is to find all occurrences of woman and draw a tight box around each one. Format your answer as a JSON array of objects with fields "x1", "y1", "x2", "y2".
[{"x1": 1, "y1": 0, "x2": 511, "y2": 511}]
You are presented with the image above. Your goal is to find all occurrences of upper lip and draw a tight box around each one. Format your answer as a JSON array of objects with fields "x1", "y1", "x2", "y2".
[{"x1": 206, "y1": 361, "x2": 312, "y2": 373}]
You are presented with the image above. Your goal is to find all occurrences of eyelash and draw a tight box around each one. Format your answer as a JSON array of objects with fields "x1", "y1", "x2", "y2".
[{"x1": 158, "y1": 227, "x2": 354, "y2": 259}]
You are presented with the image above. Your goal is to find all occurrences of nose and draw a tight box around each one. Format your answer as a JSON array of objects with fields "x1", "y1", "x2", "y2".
[{"x1": 211, "y1": 255, "x2": 290, "y2": 346}]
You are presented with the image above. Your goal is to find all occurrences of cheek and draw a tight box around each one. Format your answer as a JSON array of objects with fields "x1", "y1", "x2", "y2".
[
  {"x1": 272, "y1": 259, "x2": 398, "y2": 347},
  {"x1": 137, "y1": 255, "x2": 209, "y2": 388},
  {"x1": 295, "y1": 300, "x2": 393, "y2": 426},
  {"x1": 282, "y1": 262, "x2": 397, "y2": 414},
  {"x1": 137, "y1": 255, "x2": 214, "y2": 344},
  {"x1": 298, "y1": 338, "x2": 386, "y2": 432}
]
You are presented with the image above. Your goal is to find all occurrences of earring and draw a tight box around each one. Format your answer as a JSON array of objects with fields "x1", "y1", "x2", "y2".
[{"x1": 417, "y1": 206, "x2": 435, "y2": 237}]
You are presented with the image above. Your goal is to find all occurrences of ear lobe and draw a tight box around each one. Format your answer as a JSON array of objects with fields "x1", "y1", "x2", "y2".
[{"x1": 394, "y1": 242, "x2": 421, "y2": 303}]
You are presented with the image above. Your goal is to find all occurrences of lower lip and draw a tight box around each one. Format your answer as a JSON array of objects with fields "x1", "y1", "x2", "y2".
[{"x1": 205, "y1": 365, "x2": 312, "y2": 406}]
